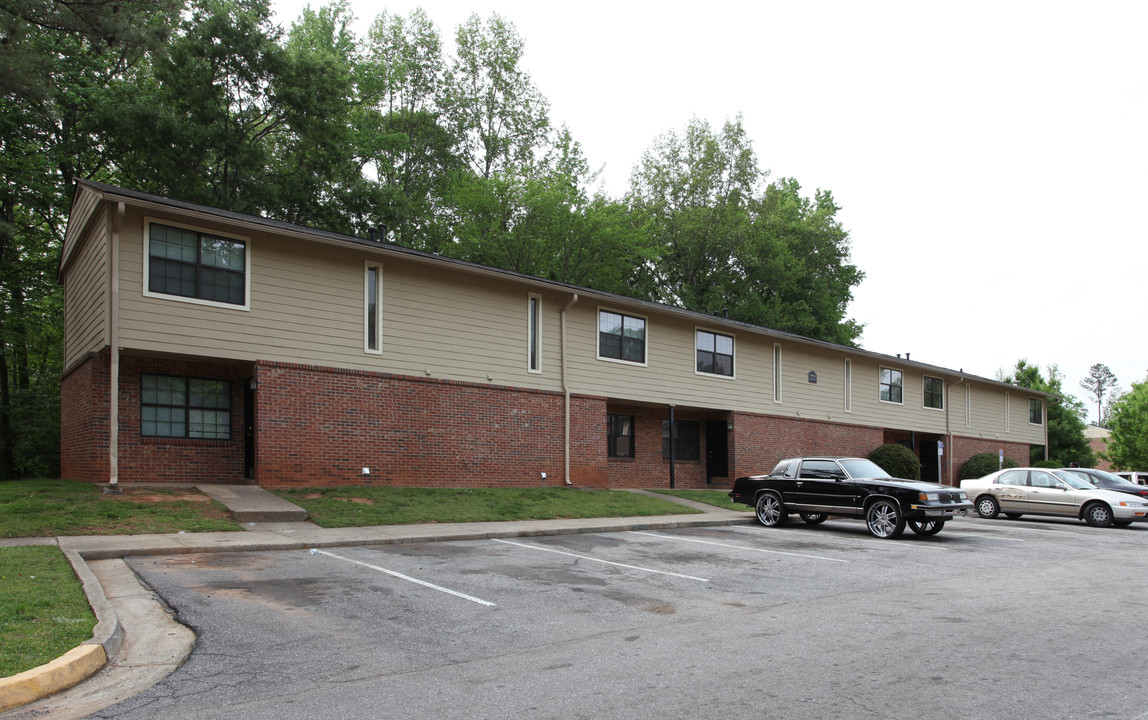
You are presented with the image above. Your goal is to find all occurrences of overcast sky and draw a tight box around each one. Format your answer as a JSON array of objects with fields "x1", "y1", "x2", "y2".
[{"x1": 272, "y1": 0, "x2": 1147, "y2": 417}]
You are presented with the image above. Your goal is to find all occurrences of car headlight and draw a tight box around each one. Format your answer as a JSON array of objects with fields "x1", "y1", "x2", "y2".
[
  {"x1": 956, "y1": 491, "x2": 968, "y2": 501},
  {"x1": 919, "y1": 492, "x2": 940, "y2": 503}
]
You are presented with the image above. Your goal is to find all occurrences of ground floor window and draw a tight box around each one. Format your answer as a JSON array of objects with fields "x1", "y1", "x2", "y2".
[
  {"x1": 662, "y1": 419, "x2": 700, "y2": 460},
  {"x1": 141, "y1": 374, "x2": 231, "y2": 439},
  {"x1": 607, "y1": 413, "x2": 634, "y2": 458}
]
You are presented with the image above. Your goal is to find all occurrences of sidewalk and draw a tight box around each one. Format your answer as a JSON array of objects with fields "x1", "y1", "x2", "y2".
[{"x1": 0, "y1": 486, "x2": 752, "y2": 719}]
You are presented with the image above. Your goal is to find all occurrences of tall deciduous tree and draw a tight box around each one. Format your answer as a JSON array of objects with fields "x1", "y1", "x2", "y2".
[
  {"x1": 1004, "y1": 360, "x2": 1094, "y2": 467},
  {"x1": 1079, "y1": 363, "x2": 1118, "y2": 427},
  {"x1": 628, "y1": 116, "x2": 864, "y2": 345},
  {"x1": 1103, "y1": 376, "x2": 1148, "y2": 470}
]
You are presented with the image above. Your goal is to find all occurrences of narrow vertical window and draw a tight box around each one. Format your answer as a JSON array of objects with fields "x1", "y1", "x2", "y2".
[
  {"x1": 773, "y1": 344, "x2": 783, "y2": 403},
  {"x1": 844, "y1": 359, "x2": 852, "y2": 412},
  {"x1": 1004, "y1": 392, "x2": 1011, "y2": 432},
  {"x1": 965, "y1": 385, "x2": 972, "y2": 428},
  {"x1": 365, "y1": 263, "x2": 381, "y2": 353},
  {"x1": 1029, "y1": 398, "x2": 1043, "y2": 425},
  {"x1": 528, "y1": 294, "x2": 541, "y2": 373}
]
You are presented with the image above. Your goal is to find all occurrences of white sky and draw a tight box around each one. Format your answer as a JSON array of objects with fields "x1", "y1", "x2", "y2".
[{"x1": 272, "y1": 0, "x2": 1147, "y2": 417}]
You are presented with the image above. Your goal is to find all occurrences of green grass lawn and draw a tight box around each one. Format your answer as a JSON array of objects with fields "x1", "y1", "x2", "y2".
[
  {"x1": 0, "y1": 480, "x2": 242, "y2": 538},
  {"x1": 0, "y1": 546, "x2": 96, "y2": 678},
  {"x1": 648, "y1": 488, "x2": 748, "y2": 511},
  {"x1": 273, "y1": 486, "x2": 704, "y2": 528}
]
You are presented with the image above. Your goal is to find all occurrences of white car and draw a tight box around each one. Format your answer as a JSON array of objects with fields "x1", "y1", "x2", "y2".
[
  {"x1": 960, "y1": 468, "x2": 1148, "y2": 528},
  {"x1": 1115, "y1": 471, "x2": 1148, "y2": 486}
]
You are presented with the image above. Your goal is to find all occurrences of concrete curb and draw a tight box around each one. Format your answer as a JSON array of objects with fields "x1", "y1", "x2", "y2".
[{"x1": 0, "y1": 645, "x2": 106, "y2": 714}]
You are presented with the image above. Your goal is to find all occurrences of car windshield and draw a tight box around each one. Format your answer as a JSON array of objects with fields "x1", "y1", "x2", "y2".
[
  {"x1": 1052, "y1": 471, "x2": 1093, "y2": 490},
  {"x1": 839, "y1": 459, "x2": 892, "y2": 479}
]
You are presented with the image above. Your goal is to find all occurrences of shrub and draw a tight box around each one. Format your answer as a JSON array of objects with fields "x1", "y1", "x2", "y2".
[
  {"x1": 868, "y1": 444, "x2": 921, "y2": 480},
  {"x1": 1033, "y1": 459, "x2": 1060, "y2": 469},
  {"x1": 959, "y1": 452, "x2": 1019, "y2": 480}
]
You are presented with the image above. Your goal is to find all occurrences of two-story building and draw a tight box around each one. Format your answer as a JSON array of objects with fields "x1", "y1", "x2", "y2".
[{"x1": 59, "y1": 180, "x2": 1050, "y2": 489}]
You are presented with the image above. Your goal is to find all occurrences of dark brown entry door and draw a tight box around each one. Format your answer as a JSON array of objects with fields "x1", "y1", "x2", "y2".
[{"x1": 705, "y1": 421, "x2": 728, "y2": 483}]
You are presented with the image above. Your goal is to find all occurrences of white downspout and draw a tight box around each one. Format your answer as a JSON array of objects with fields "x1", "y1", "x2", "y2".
[
  {"x1": 945, "y1": 376, "x2": 965, "y2": 487},
  {"x1": 560, "y1": 293, "x2": 579, "y2": 485},
  {"x1": 107, "y1": 201, "x2": 125, "y2": 492}
]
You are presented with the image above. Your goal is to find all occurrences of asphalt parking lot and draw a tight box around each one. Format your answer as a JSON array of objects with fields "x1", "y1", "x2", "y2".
[{"x1": 89, "y1": 517, "x2": 1148, "y2": 720}]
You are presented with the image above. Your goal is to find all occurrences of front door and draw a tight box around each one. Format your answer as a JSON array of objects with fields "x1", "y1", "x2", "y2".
[{"x1": 705, "y1": 421, "x2": 728, "y2": 484}]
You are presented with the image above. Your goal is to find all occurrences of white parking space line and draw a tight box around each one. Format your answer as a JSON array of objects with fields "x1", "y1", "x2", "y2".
[
  {"x1": 724, "y1": 525, "x2": 955, "y2": 550},
  {"x1": 493, "y1": 539, "x2": 710, "y2": 582},
  {"x1": 628, "y1": 531, "x2": 849, "y2": 563},
  {"x1": 316, "y1": 550, "x2": 496, "y2": 607}
]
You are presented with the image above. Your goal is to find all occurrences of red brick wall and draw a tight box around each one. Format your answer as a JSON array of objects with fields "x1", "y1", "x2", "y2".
[
  {"x1": 60, "y1": 352, "x2": 109, "y2": 483},
  {"x1": 605, "y1": 404, "x2": 710, "y2": 489},
  {"x1": 116, "y1": 356, "x2": 248, "y2": 484},
  {"x1": 253, "y1": 361, "x2": 586, "y2": 489},
  {"x1": 949, "y1": 437, "x2": 1032, "y2": 481},
  {"x1": 730, "y1": 412, "x2": 885, "y2": 480}
]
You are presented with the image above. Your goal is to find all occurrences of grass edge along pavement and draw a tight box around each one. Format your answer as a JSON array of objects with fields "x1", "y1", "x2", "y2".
[{"x1": 1, "y1": 481, "x2": 741, "y2": 687}]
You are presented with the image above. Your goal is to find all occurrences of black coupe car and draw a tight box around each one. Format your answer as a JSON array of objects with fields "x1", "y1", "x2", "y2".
[{"x1": 729, "y1": 457, "x2": 972, "y2": 539}]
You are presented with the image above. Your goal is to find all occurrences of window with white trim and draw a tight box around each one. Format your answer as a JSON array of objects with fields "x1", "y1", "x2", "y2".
[
  {"x1": 773, "y1": 344, "x2": 783, "y2": 403},
  {"x1": 844, "y1": 359, "x2": 853, "y2": 412},
  {"x1": 365, "y1": 262, "x2": 381, "y2": 353},
  {"x1": 1029, "y1": 398, "x2": 1043, "y2": 425},
  {"x1": 141, "y1": 374, "x2": 231, "y2": 439},
  {"x1": 965, "y1": 385, "x2": 972, "y2": 427},
  {"x1": 1005, "y1": 392, "x2": 1011, "y2": 432},
  {"x1": 598, "y1": 310, "x2": 646, "y2": 364},
  {"x1": 696, "y1": 329, "x2": 733, "y2": 377},
  {"x1": 879, "y1": 367, "x2": 903, "y2": 404},
  {"x1": 528, "y1": 294, "x2": 541, "y2": 372},
  {"x1": 923, "y1": 376, "x2": 944, "y2": 410},
  {"x1": 146, "y1": 221, "x2": 248, "y2": 308}
]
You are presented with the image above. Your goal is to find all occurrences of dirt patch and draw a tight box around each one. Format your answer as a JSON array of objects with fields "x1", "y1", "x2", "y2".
[
  {"x1": 338, "y1": 497, "x2": 375, "y2": 505},
  {"x1": 120, "y1": 491, "x2": 213, "y2": 503}
]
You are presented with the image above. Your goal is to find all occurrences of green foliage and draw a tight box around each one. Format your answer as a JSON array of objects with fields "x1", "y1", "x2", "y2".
[
  {"x1": 867, "y1": 444, "x2": 921, "y2": 480},
  {"x1": 959, "y1": 452, "x2": 1020, "y2": 480},
  {"x1": 274, "y1": 486, "x2": 699, "y2": 527},
  {"x1": 1103, "y1": 377, "x2": 1148, "y2": 470},
  {"x1": 1032, "y1": 459, "x2": 1060, "y2": 469},
  {"x1": 0, "y1": 546, "x2": 95, "y2": 677},
  {"x1": 1080, "y1": 363, "x2": 1119, "y2": 427},
  {"x1": 627, "y1": 117, "x2": 864, "y2": 345},
  {"x1": 0, "y1": 480, "x2": 241, "y2": 537},
  {"x1": 1002, "y1": 360, "x2": 1094, "y2": 467}
]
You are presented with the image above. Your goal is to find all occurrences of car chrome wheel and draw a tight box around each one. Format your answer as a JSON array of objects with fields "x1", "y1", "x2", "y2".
[
  {"x1": 908, "y1": 519, "x2": 945, "y2": 536},
  {"x1": 865, "y1": 499, "x2": 905, "y2": 539},
  {"x1": 975, "y1": 496, "x2": 1000, "y2": 519},
  {"x1": 755, "y1": 493, "x2": 786, "y2": 527},
  {"x1": 799, "y1": 512, "x2": 828, "y2": 525},
  {"x1": 1084, "y1": 502, "x2": 1114, "y2": 528}
]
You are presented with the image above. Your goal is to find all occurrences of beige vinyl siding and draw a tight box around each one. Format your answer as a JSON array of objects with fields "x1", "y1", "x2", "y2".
[
  {"x1": 60, "y1": 186, "x2": 102, "y2": 272},
  {"x1": 63, "y1": 213, "x2": 109, "y2": 370},
  {"x1": 114, "y1": 209, "x2": 564, "y2": 390}
]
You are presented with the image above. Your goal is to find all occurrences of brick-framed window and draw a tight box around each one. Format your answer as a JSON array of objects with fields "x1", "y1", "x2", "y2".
[
  {"x1": 696, "y1": 329, "x2": 733, "y2": 377},
  {"x1": 145, "y1": 220, "x2": 249, "y2": 309},
  {"x1": 607, "y1": 413, "x2": 634, "y2": 458},
  {"x1": 598, "y1": 309, "x2": 646, "y2": 364},
  {"x1": 662, "y1": 419, "x2": 700, "y2": 461},
  {"x1": 879, "y1": 367, "x2": 903, "y2": 404},
  {"x1": 923, "y1": 376, "x2": 944, "y2": 410},
  {"x1": 141, "y1": 374, "x2": 231, "y2": 440},
  {"x1": 1029, "y1": 398, "x2": 1043, "y2": 425}
]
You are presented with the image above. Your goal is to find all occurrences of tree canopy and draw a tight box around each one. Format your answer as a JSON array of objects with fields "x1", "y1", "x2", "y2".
[
  {"x1": 1103, "y1": 376, "x2": 1148, "y2": 471},
  {"x1": 1079, "y1": 363, "x2": 1118, "y2": 427}
]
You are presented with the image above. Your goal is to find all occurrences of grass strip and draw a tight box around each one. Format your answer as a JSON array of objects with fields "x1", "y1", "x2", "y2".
[
  {"x1": 0, "y1": 546, "x2": 96, "y2": 678},
  {"x1": 0, "y1": 480, "x2": 242, "y2": 538},
  {"x1": 274, "y1": 486, "x2": 702, "y2": 528}
]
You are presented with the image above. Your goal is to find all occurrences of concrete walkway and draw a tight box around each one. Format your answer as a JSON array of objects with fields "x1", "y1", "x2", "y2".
[{"x1": 0, "y1": 486, "x2": 752, "y2": 719}]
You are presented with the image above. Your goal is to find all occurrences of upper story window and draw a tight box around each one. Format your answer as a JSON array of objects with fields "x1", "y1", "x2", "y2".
[
  {"x1": 773, "y1": 344, "x2": 783, "y2": 403},
  {"x1": 879, "y1": 367, "x2": 903, "y2": 404},
  {"x1": 141, "y1": 374, "x2": 231, "y2": 440},
  {"x1": 1029, "y1": 398, "x2": 1043, "y2": 425},
  {"x1": 843, "y1": 359, "x2": 853, "y2": 412},
  {"x1": 528, "y1": 294, "x2": 541, "y2": 373},
  {"x1": 696, "y1": 329, "x2": 733, "y2": 377},
  {"x1": 923, "y1": 376, "x2": 944, "y2": 410},
  {"x1": 364, "y1": 262, "x2": 381, "y2": 353},
  {"x1": 598, "y1": 310, "x2": 646, "y2": 364},
  {"x1": 146, "y1": 221, "x2": 248, "y2": 308}
]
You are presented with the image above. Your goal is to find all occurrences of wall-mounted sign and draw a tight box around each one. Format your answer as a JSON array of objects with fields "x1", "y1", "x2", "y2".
[{"x1": 808, "y1": 371, "x2": 817, "y2": 384}]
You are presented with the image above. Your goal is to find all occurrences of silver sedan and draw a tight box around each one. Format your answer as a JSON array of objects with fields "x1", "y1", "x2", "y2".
[{"x1": 960, "y1": 468, "x2": 1148, "y2": 528}]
